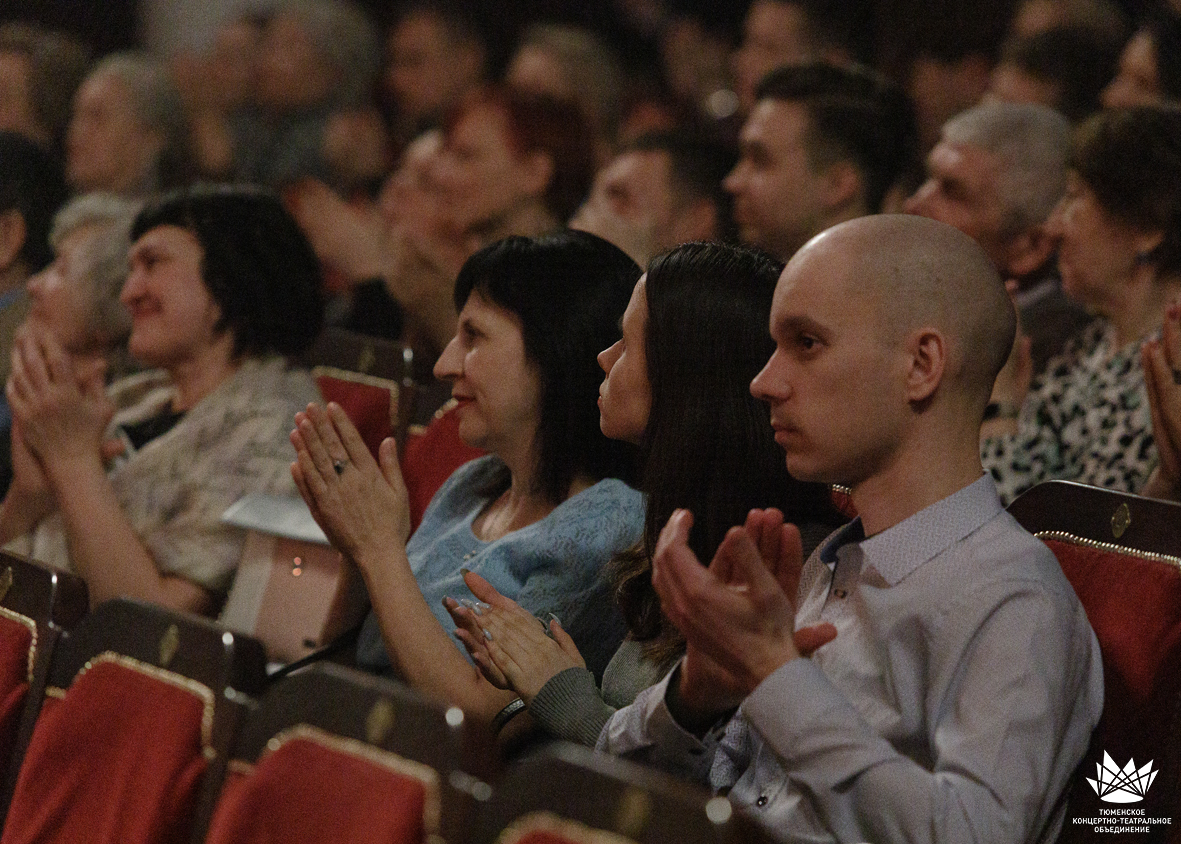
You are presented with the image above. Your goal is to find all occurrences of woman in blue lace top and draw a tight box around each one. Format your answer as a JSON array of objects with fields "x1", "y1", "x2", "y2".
[{"x1": 291, "y1": 230, "x2": 644, "y2": 721}]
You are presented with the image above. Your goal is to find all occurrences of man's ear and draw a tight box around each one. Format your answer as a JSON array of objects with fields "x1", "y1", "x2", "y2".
[
  {"x1": 1133, "y1": 229, "x2": 1165, "y2": 261},
  {"x1": 1001, "y1": 224, "x2": 1057, "y2": 278},
  {"x1": 0, "y1": 209, "x2": 28, "y2": 273},
  {"x1": 904, "y1": 327, "x2": 947, "y2": 403},
  {"x1": 820, "y1": 160, "x2": 863, "y2": 215}
]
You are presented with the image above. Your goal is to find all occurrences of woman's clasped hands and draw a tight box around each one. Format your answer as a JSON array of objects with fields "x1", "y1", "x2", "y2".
[
  {"x1": 445, "y1": 570, "x2": 586, "y2": 705},
  {"x1": 7, "y1": 324, "x2": 112, "y2": 480}
]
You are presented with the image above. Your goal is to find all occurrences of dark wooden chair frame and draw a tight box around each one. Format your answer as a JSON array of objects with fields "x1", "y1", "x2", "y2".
[{"x1": 468, "y1": 741, "x2": 777, "y2": 844}]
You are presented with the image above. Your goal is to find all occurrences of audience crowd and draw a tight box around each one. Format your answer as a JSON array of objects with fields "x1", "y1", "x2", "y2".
[{"x1": 1, "y1": 0, "x2": 1180, "y2": 840}]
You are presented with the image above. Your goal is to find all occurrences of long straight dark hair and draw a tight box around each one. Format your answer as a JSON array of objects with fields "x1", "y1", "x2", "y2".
[{"x1": 611, "y1": 242, "x2": 842, "y2": 664}]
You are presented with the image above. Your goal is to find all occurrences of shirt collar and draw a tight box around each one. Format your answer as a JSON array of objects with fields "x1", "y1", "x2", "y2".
[{"x1": 818, "y1": 474, "x2": 1002, "y2": 586}]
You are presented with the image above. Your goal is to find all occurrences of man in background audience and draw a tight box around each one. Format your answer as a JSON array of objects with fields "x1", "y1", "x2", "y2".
[
  {"x1": 383, "y1": 0, "x2": 488, "y2": 149},
  {"x1": 724, "y1": 62, "x2": 918, "y2": 262},
  {"x1": 599, "y1": 214, "x2": 1103, "y2": 844},
  {"x1": 730, "y1": 0, "x2": 864, "y2": 115},
  {"x1": 0, "y1": 24, "x2": 90, "y2": 156},
  {"x1": 570, "y1": 130, "x2": 734, "y2": 267},
  {"x1": 234, "y1": 0, "x2": 384, "y2": 191},
  {"x1": 986, "y1": 26, "x2": 1121, "y2": 122},
  {"x1": 906, "y1": 100, "x2": 1091, "y2": 374}
]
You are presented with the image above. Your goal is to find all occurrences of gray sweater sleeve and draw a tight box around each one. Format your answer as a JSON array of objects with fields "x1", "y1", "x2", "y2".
[{"x1": 528, "y1": 666, "x2": 618, "y2": 747}]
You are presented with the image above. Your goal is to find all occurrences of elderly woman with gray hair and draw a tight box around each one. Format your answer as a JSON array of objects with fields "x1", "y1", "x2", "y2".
[
  {"x1": 0, "y1": 193, "x2": 139, "y2": 493},
  {"x1": 66, "y1": 53, "x2": 193, "y2": 197},
  {"x1": 234, "y1": 0, "x2": 387, "y2": 190}
]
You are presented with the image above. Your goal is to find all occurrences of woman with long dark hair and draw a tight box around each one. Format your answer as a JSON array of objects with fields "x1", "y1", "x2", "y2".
[
  {"x1": 291, "y1": 230, "x2": 645, "y2": 721},
  {"x1": 448, "y1": 241, "x2": 845, "y2": 744}
]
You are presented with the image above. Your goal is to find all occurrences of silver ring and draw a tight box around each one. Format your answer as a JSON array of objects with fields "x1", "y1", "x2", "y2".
[{"x1": 333, "y1": 459, "x2": 347, "y2": 475}]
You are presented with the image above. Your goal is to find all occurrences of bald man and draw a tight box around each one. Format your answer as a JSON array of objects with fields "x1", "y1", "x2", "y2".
[{"x1": 599, "y1": 215, "x2": 1103, "y2": 844}]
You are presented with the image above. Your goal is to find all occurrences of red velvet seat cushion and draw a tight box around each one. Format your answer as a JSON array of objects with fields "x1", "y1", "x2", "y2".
[
  {"x1": 1, "y1": 656, "x2": 211, "y2": 844},
  {"x1": 1042, "y1": 538, "x2": 1181, "y2": 842},
  {"x1": 204, "y1": 728, "x2": 439, "y2": 844},
  {"x1": 0, "y1": 613, "x2": 32, "y2": 767},
  {"x1": 315, "y1": 373, "x2": 396, "y2": 462},
  {"x1": 402, "y1": 405, "x2": 485, "y2": 532},
  {"x1": 1043, "y1": 539, "x2": 1181, "y2": 704}
]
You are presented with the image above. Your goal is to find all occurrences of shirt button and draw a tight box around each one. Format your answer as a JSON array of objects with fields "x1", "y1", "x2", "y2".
[
  {"x1": 833, "y1": 588, "x2": 848, "y2": 599},
  {"x1": 756, "y1": 795, "x2": 768, "y2": 807}
]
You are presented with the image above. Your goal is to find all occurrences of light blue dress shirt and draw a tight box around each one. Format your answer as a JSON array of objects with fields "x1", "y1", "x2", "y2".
[{"x1": 600, "y1": 474, "x2": 1103, "y2": 844}]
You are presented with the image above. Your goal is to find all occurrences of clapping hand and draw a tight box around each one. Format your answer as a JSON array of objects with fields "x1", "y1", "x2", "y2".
[
  {"x1": 445, "y1": 570, "x2": 585, "y2": 704},
  {"x1": 1142, "y1": 297, "x2": 1181, "y2": 499},
  {"x1": 290, "y1": 402, "x2": 411, "y2": 565},
  {"x1": 653, "y1": 508, "x2": 836, "y2": 720}
]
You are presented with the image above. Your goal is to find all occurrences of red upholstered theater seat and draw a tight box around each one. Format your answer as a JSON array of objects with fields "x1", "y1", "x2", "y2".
[
  {"x1": 203, "y1": 662, "x2": 495, "y2": 844},
  {"x1": 0, "y1": 620, "x2": 28, "y2": 774},
  {"x1": 467, "y1": 743, "x2": 776, "y2": 844},
  {"x1": 208, "y1": 726, "x2": 440, "y2": 844},
  {"x1": 402, "y1": 400, "x2": 485, "y2": 532},
  {"x1": 1008, "y1": 481, "x2": 1181, "y2": 843},
  {"x1": 0, "y1": 553, "x2": 86, "y2": 823},
  {"x1": 305, "y1": 328, "x2": 419, "y2": 461},
  {"x1": 314, "y1": 366, "x2": 407, "y2": 461},
  {"x1": 0, "y1": 599, "x2": 266, "y2": 844}
]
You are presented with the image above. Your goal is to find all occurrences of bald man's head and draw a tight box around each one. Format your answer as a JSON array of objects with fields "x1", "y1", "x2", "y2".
[
  {"x1": 797, "y1": 215, "x2": 1014, "y2": 403},
  {"x1": 754, "y1": 213, "x2": 1011, "y2": 490}
]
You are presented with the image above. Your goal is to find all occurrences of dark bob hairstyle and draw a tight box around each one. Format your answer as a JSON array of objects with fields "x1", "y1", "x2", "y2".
[
  {"x1": 1070, "y1": 106, "x2": 1181, "y2": 277},
  {"x1": 130, "y1": 184, "x2": 325, "y2": 358},
  {"x1": 453, "y1": 230, "x2": 641, "y2": 502}
]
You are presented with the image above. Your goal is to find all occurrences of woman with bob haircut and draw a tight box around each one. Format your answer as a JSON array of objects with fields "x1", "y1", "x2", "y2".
[
  {"x1": 448, "y1": 241, "x2": 845, "y2": 745},
  {"x1": 291, "y1": 230, "x2": 643, "y2": 720},
  {"x1": 1, "y1": 185, "x2": 323, "y2": 615},
  {"x1": 984, "y1": 106, "x2": 1181, "y2": 502}
]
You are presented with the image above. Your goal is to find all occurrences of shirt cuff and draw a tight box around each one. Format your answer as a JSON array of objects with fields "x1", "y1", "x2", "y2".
[{"x1": 743, "y1": 658, "x2": 893, "y2": 783}]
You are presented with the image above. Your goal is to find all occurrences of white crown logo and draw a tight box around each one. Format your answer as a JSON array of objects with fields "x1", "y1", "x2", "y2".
[{"x1": 1087, "y1": 752, "x2": 1157, "y2": 803}]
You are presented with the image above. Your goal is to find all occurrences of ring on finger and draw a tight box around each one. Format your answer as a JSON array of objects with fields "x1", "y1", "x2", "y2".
[{"x1": 333, "y1": 459, "x2": 347, "y2": 475}]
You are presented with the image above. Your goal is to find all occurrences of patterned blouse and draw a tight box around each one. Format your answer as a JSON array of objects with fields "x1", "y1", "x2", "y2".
[
  {"x1": 981, "y1": 319, "x2": 1157, "y2": 505},
  {"x1": 11, "y1": 356, "x2": 320, "y2": 599}
]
